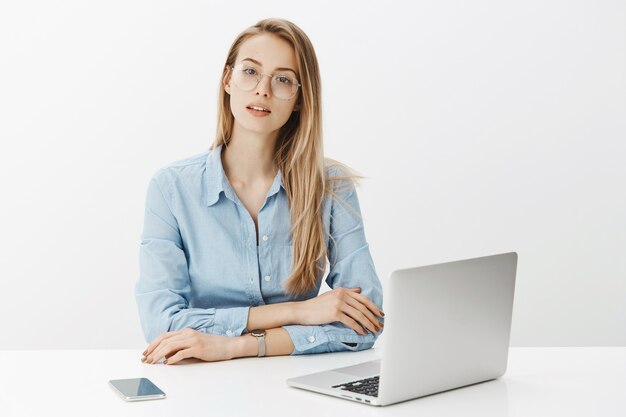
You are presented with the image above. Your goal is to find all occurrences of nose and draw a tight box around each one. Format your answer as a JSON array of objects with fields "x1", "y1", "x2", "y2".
[{"x1": 255, "y1": 74, "x2": 272, "y2": 97}]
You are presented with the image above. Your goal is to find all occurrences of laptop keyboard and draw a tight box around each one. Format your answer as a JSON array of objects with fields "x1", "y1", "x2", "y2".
[{"x1": 331, "y1": 375, "x2": 379, "y2": 397}]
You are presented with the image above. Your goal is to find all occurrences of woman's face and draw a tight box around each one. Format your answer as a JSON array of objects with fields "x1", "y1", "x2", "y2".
[{"x1": 224, "y1": 33, "x2": 301, "y2": 138}]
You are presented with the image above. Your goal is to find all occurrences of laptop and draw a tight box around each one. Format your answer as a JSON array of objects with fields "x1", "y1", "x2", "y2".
[{"x1": 286, "y1": 252, "x2": 517, "y2": 406}]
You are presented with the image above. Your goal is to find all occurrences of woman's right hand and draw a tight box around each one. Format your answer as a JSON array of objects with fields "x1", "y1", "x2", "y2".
[{"x1": 294, "y1": 287, "x2": 384, "y2": 335}]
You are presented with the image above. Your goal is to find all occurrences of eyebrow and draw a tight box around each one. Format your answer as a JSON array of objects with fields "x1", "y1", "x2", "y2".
[{"x1": 241, "y1": 58, "x2": 297, "y2": 75}]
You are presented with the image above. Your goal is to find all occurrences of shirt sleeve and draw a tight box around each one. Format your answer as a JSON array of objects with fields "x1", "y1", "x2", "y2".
[
  {"x1": 134, "y1": 174, "x2": 250, "y2": 343},
  {"x1": 283, "y1": 168, "x2": 384, "y2": 355}
]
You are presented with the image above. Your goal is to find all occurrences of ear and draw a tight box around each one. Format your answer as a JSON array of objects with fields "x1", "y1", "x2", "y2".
[{"x1": 223, "y1": 68, "x2": 232, "y2": 95}]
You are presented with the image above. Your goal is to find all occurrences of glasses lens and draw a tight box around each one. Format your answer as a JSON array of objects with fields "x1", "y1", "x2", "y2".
[
  {"x1": 231, "y1": 65, "x2": 298, "y2": 100},
  {"x1": 232, "y1": 65, "x2": 259, "y2": 91},
  {"x1": 271, "y1": 75, "x2": 297, "y2": 100}
]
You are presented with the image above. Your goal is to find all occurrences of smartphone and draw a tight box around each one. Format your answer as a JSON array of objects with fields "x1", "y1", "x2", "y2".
[{"x1": 109, "y1": 378, "x2": 166, "y2": 401}]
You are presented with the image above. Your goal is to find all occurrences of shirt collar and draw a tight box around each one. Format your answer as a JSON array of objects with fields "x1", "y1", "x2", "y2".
[{"x1": 205, "y1": 143, "x2": 285, "y2": 207}]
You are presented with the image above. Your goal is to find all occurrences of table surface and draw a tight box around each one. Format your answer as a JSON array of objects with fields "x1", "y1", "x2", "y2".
[{"x1": 1, "y1": 347, "x2": 624, "y2": 417}]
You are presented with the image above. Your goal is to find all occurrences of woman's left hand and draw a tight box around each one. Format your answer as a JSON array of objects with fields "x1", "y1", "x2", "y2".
[{"x1": 141, "y1": 328, "x2": 237, "y2": 365}]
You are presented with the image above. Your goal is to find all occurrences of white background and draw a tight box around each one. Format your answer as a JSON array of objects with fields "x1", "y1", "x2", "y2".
[{"x1": 1, "y1": 0, "x2": 624, "y2": 349}]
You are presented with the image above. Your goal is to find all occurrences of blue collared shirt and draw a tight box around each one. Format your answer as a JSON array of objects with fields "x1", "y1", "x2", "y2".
[{"x1": 134, "y1": 144, "x2": 384, "y2": 354}]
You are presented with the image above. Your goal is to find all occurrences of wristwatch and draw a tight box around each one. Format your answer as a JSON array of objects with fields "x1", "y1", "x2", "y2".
[{"x1": 249, "y1": 329, "x2": 266, "y2": 357}]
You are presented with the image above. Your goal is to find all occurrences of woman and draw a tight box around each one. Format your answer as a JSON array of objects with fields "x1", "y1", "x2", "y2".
[{"x1": 136, "y1": 18, "x2": 384, "y2": 365}]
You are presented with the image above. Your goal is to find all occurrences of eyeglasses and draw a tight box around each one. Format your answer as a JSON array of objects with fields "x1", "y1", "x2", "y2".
[{"x1": 227, "y1": 63, "x2": 301, "y2": 101}]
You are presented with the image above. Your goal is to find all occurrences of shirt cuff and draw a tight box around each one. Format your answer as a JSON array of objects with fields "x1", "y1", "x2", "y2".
[
  {"x1": 207, "y1": 306, "x2": 251, "y2": 337},
  {"x1": 283, "y1": 322, "x2": 384, "y2": 355},
  {"x1": 282, "y1": 325, "x2": 331, "y2": 355}
]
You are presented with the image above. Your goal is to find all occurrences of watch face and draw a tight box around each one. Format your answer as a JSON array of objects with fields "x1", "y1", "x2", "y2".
[{"x1": 250, "y1": 329, "x2": 266, "y2": 337}]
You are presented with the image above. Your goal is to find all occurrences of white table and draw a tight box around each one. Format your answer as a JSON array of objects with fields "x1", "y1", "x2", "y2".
[{"x1": 1, "y1": 347, "x2": 624, "y2": 416}]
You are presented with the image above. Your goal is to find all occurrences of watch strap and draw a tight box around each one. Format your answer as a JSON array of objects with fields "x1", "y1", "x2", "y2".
[
  {"x1": 257, "y1": 333, "x2": 266, "y2": 357},
  {"x1": 250, "y1": 329, "x2": 266, "y2": 357}
]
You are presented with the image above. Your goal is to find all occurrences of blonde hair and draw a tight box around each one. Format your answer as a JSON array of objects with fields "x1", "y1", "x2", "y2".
[{"x1": 210, "y1": 18, "x2": 363, "y2": 296}]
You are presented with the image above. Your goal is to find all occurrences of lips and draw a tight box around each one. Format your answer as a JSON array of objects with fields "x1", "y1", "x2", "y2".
[{"x1": 246, "y1": 102, "x2": 271, "y2": 113}]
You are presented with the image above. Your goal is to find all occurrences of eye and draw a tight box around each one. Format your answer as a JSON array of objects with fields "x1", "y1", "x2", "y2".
[
  {"x1": 275, "y1": 75, "x2": 293, "y2": 85},
  {"x1": 243, "y1": 66, "x2": 257, "y2": 76}
]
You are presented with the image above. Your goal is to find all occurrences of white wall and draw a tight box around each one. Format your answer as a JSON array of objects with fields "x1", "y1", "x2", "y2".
[{"x1": 1, "y1": 0, "x2": 624, "y2": 349}]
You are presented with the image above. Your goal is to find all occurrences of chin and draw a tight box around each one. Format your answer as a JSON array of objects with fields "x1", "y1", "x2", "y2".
[
  {"x1": 238, "y1": 117, "x2": 283, "y2": 133},
  {"x1": 237, "y1": 124, "x2": 280, "y2": 137}
]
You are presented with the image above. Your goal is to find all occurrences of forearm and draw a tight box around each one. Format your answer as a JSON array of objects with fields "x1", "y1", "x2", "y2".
[
  {"x1": 246, "y1": 301, "x2": 300, "y2": 331},
  {"x1": 233, "y1": 327, "x2": 295, "y2": 357}
]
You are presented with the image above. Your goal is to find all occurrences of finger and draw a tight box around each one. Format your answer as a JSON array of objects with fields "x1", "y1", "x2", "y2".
[
  {"x1": 347, "y1": 290, "x2": 385, "y2": 318},
  {"x1": 144, "y1": 328, "x2": 195, "y2": 358},
  {"x1": 143, "y1": 334, "x2": 167, "y2": 358},
  {"x1": 147, "y1": 336, "x2": 190, "y2": 364},
  {"x1": 155, "y1": 351, "x2": 177, "y2": 363},
  {"x1": 148, "y1": 334, "x2": 192, "y2": 364},
  {"x1": 342, "y1": 303, "x2": 379, "y2": 334},
  {"x1": 143, "y1": 330, "x2": 181, "y2": 358},
  {"x1": 345, "y1": 287, "x2": 384, "y2": 317},
  {"x1": 164, "y1": 348, "x2": 195, "y2": 365},
  {"x1": 344, "y1": 296, "x2": 383, "y2": 333},
  {"x1": 339, "y1": 314, "x2": 367, "y2": 335}
]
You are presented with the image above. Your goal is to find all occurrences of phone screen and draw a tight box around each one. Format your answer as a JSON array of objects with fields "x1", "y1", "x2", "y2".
[{"x1": 109, "y1": 378, "x2": 166, "y2": 401}]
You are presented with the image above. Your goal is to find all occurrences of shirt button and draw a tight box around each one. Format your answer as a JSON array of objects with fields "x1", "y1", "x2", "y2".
[
  {"x1": 307, "y1": 336, "x2": 316, "y2": 343},
  {"x1": 262, "y1": 235, "x2": 268, "y2": 241},
  {"x1": 226, "y1": 330, "x2": 233, "y2": 336},
  {"x1": 264, "y1": 275, "x2": 271, "y2": 282}
]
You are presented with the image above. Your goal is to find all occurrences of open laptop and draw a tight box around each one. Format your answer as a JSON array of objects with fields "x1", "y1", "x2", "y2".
[{"x1": 286, "y1": 252, "x2": 517, "y2": 406}]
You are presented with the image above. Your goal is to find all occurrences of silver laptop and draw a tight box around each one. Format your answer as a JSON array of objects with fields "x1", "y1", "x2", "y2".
[{"x1": 286, "y1": 252, "x2": 517, "y2": 406}]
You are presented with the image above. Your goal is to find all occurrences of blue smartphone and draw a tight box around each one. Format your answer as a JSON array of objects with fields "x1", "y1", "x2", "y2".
[{"x1": 109, "y1": 378, "x2": 166, "y2": 401}]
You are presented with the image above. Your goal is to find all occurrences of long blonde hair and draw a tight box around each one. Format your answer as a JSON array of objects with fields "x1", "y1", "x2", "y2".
[{"x1": 211, "y1": 18, "x2": 362, "y2": 296}]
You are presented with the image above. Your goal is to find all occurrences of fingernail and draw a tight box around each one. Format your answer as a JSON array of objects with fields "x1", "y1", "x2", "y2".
[
  {"x1": 141, "y1": 357, "x2": 146, "y2": 362},
  {"x1": 163, "y1": 359, "x2": 168, "y2": 365},
  {"x1": 142, "y1": 350, "x2": 147, "y2": 356}
]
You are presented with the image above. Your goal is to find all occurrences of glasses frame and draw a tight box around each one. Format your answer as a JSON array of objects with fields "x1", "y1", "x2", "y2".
[{"x1": 227, "y1": 63, "x2": 302, "y2": 101}]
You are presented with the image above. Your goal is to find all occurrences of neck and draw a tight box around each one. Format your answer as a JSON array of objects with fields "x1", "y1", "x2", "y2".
[{"x1": 221, "y1": 124, "x2": 278, "y2": 185}]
